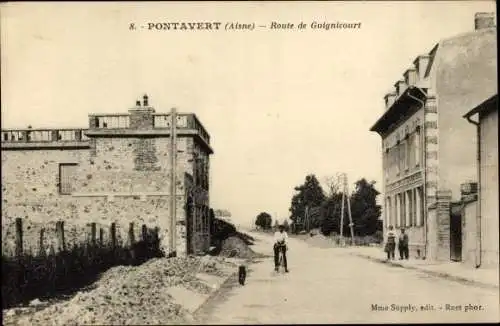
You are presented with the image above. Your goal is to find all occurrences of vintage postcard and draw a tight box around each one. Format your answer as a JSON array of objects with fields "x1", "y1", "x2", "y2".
[{"x1": 1, "y1": 1, "x2": 498, "y2": 324}]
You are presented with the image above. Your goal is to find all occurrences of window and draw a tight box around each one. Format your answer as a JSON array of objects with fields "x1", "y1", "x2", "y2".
[
  {"x1": 418, "y1": 187, "x2": 425, "y2": 226},
  {"x1": 404, "y1": 134, "x2": 410, "y2": 171},
  {"x1": 411, "y1": 189, "x2": 416, "y2": 226},
  {"x1": 415, "y1": 127, "x2": 421, "y2": 166},
  {"x1": 385, "y1": 197, "x2": 392, "y2": 226},
  {"x1": 59, "y1": 163, "x2": 77, "y2": 194},
  {"x1": 400, "y1": 194, "x2": 406, "y2": 227},
  {"x1": 384, "y1": 148, "x2": 389, "y2": 181},
  {"x1": 404, "y1": 140, "x2": 408, "y2": 171},
  {"x1": 395, "y1": 194, "x2": 400, "y2": 227},
  {"x1": 407, "y1": 191, "x2": 412, "y2": 227},
  {"x1": 396, "y1": 141, "x2": 401, "y2": 175}
]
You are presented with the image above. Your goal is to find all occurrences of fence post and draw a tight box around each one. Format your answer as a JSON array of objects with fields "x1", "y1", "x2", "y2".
[
  {"x1": 39, "y1": 228, "x2": 46, "y2": 256},
  {"x1": 110, "y1": 223, "x2": 117, "y2": 248},
  {"x1": 15, "y1": 218, "x2": 23, "y2": 258},
  {"x1": 141, "y1": 224, "x2": 148, "y2": 242},
  {"x1": 49, "y1": 244, "x2": 56, "y2": 256},
  {"x1": 56, "y1": 221, "x2": 66, "y2": 252},
  {"x1": 128, "y1": 222, "x2": 135, "y2": 247},
  {"x1": 153, "y1": 226, "x2": 160, "y2": 254},
  {"x1": 99, "y1": 228, "x2": 104, "y2": 245},
  {"x1": 89, "y1": 223, "x2": 97, "y2": 246},
  {"x1": 128, "y1": 222, "x2": 135, "y2": 264}
]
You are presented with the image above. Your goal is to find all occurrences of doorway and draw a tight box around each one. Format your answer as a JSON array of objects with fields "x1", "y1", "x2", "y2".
[
  {"x1": 450, "y1": 205, "x2": 462, "y2": 262},
  {"x1": 185, "y1": 196, "x2": 194, "y2": 255}
]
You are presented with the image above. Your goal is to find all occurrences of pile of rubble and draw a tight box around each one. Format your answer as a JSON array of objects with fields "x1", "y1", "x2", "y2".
[
  {"x1": 3, "y1": 256, "x2": 237, "y2": 326},
  {"x1": 219, "y1": 236, "x2": 263, "y2": 259}
]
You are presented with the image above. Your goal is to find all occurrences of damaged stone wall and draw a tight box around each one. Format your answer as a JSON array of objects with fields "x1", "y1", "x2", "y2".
[
  {"x1": 1, "y1": 135, "x2": 197, "y2": 256},
  {"x1": 1, "y1": 149, "x2": 89, "y2": 225}
]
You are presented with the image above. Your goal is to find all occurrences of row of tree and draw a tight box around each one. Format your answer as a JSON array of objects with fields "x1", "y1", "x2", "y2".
[{"x1": 289, "y1": 174, "x2": 382, "y2": 236}]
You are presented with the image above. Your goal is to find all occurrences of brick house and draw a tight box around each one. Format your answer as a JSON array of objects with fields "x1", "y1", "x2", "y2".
[
  {"x1": 1, "y1": 95, "x2": 214, "y2": 257},
  {"x1": 370, "y1": 13, "x2": 497, "y2": 262}
]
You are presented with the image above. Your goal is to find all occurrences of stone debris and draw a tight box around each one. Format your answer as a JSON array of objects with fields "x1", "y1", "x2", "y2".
[
  {"x1": 28, "y1": 299, "x2": 43, "y2": 307},
  {"x1": 219, "y1": 236, "x2": 263, "y2": 259},
  {"x1": 3, "y1": 256, "x2": 237, "y2": 326}
]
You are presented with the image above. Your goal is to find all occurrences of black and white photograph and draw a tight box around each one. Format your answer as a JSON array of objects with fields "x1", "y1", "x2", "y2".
[{"x1": 1, "y1": 1, "x2": 498, "y2": 324}]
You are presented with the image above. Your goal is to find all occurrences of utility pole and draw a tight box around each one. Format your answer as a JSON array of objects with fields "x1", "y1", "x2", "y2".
[
  {"x1": 169, "y1": 108, "x2": 177, "y2": 256},
  {"x1": 339, "y1": 173, "x2": 355, "y2": 246},
  {"x1": 305, "y1": 206, "x2": 309, "y2": 232},
  {"x1": 346, "y1": 179, "x2": 355, "y2": 245},
  {"x1": 340, "y1": 182, "x2": 345, "y2": 241}
]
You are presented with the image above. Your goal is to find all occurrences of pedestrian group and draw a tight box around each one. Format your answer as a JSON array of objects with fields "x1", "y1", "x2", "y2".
[{"x1": 384, "y1": 225, "x2": 409, "y2": 260}]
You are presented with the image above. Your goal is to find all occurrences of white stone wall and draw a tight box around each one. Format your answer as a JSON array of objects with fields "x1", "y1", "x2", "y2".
[{"x1": 480, "y1": 109, "x2": 499, "y2": 268}]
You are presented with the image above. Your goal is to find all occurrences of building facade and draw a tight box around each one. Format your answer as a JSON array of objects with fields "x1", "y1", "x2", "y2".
[
  {"x1": 370, "y1": 13, "x2": 497, "y2": 262},
  {"x1": 463, "y1": 94, "x2": 499, "y2": 269},
  {"x1": 1, "y1": 95, "x2": 214, "y2": 257}
]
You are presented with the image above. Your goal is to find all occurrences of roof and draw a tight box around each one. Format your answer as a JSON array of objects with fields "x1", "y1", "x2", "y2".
[
  {"x1": 463, "y1": 94, "x2": 498, "y2": 119},
  {"x1": 373, "y1": 26, "x2": 496, "y2": 136},
  {"x1": 370, "y1": 86, "x2": 427, "y2": 135}
]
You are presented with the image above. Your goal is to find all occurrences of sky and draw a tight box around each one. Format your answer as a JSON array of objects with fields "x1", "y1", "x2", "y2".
[{"x1": 1, "y1": 1, "x2": 496, "y2": 228}]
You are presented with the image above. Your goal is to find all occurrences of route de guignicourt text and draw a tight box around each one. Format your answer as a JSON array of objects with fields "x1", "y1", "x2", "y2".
[{"x1": 129, "y1": 21, "x2": 362, "y2": 31}]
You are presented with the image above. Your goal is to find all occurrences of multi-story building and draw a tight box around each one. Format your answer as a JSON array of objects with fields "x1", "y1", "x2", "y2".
[
  {"x1": 463, "y1": 94, "x2": 498, "y2": 269},
  {"x1": 370, "y1": 13, "x2": 497, "y2": 261},
  {"x1": 1, "y1": 94, "x2": 214, "y2": 256}
]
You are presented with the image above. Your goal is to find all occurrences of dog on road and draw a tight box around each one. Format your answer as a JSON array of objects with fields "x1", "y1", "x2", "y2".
[{"x1": 238, "y1": 265, "x2": 247, "y2": 285}]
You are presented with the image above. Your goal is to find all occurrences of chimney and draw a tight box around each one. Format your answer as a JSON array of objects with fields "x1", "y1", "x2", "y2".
[
  {"x1": 413, "y1": 55, "x2": 430, "y2": 81},
  {"x1": 384, "y1": 91, "x2": 397, "y2": 110},
  {"x1": 475, "y1": 12, "x2": 495, "y2": 30},
  {"x1": 128, "y1": 94, "x2": 155, "y2": 129},
  {"x1": 460, "y1": 181, "x2": 478, "y2": 202},
  {"x1": 403, "y1": 67, "x2": 417, "y2": 87},
  {"x1": 395, "y1": 79, "x2": 407, "y2": 96}
]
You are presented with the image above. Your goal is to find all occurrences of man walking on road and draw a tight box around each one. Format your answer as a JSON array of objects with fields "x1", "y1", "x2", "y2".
[
  {"x1": 398, "y1": 228, "x2": 409, "y2": 260},
  {"x1": 273, "y1": 224, "x2": 289, "y2": 272}
]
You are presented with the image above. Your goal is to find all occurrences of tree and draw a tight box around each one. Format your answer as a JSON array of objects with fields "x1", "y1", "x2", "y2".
[
  {"x1": 283, "y1": 219, "x2": 290, "y2": 232},
  {"x1": 255, "y1": 212, "x2": 273, "y2": 230},
  {"x1": 289, "y1": 174, "x2": 326, "y2": 233},
  {"x1": 318, "y1": 176, "x2": 382, "y2": 237},
  {"x1": 323, "y1": 175, "x2": 342, "y2": 198},
  {"x1": 273, "y1": 219, "x2": 279, "y2": 230},
  {"x1": 320, "y1": 192, "x2": 343, "y2": 236},
  {"x1": 265, "y1": 214, "x2": 272, "y2": 229},
  {"x1": 349, "y1": 179, "x2": 382, "y2": 236}
]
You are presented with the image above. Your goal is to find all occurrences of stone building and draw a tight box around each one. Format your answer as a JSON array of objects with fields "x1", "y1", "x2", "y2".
[
  {"x1": 1, "y1": 94, "x2": 214, "y2": 257},
  {"x1": 462, "y1": 94, "x2": 498, "y2": 269},
  {"x1": 370, "y1": 13, "x2": 497, "y2": 261}
]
